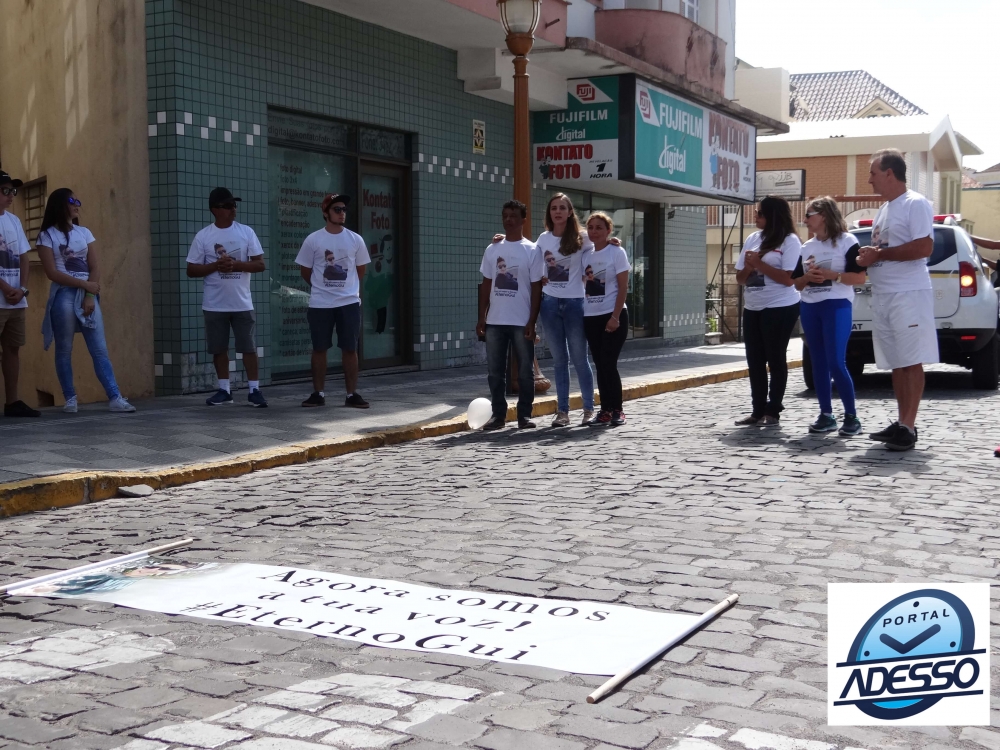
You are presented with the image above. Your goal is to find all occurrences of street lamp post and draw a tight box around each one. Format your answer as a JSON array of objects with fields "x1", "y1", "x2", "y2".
[{"x1": 497, "y1": 0, "x2": 541, "y2": 236}]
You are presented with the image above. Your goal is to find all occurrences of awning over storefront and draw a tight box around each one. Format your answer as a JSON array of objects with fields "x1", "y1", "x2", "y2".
[{"x1": 534, "y1": 75, "x2": 757, "y2": 206}]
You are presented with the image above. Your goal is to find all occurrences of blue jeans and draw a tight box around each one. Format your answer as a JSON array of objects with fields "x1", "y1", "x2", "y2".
[
  {"x1": 799, "y1": 298, "x2": 856, "y2": 416},
  {"x1": 51, "y1": 286, "x2": 121, "y2": 400},
  {"x1": 540, "y1": 295, "x2": 594, "y2": 412},
  {"x1": 485, "y1": 324, "x2": 534, "y2": 421}
]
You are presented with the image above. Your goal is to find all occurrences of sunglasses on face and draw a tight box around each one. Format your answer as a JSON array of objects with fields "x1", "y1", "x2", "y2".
[
  {"x1": 67, "y1": 197, "x2": 82, "y2": 206},
  {"x1": 329, "y1": 206, "x2": 347, "y2": 215},
  {"x1": 0, "y1": 187, "x2": 17, "y2": 197},
  {"x1": 805, "y1": 211, "x2": 820, "y2": 219},
  {"x1": 213, "y1": 202, "x2": 237, "y2": 210}
]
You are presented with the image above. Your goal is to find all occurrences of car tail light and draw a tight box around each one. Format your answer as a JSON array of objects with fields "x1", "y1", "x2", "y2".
[
  {"x1": 959, "y1": 261, "x2": 977, "y2": 297},
  {"x1": 856, "y1": 219, "x2": 873, "y2": 227}
]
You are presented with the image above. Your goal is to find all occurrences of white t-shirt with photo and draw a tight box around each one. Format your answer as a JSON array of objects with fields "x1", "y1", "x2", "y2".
[
  {"x1": 0, "y1": 211, "x2": 30, "y2": 310},
  {"x1": 795, "y1": 234, "x2": 863, "y2": 304},
  {"x1": 295, "y1": 227, "x2": 371, "y2": 309},
  {"x1": 736, "y1": 231, "x2": 802, "y2": 311},
  {"x1": 867, "y1": 189, "x2": 934, "y2": 294},
  {"x1": 480, "y1": 238, "x2": 542, "y2": 326},
  {"x1": 37, "y1": 225, "x2": 96, "y2": 281},
  {"x1": 536, "y1": 231, "x2": 592, "y2": 299},
  {"x1": 581, "y1": 244, "x2": 631, "y2": 317},
  {"x1": 185, "y1": 222, "x2": 264, "y2": 312}
]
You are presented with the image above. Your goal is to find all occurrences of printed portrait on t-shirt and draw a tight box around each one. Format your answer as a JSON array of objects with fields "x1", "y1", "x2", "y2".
[
  {"x1": 214, "y1": 243, "x2": 229, "y2": 259},
  {"x1": 584, "y1": 264, "x2": 605, "y2": 297},
  {"x1": 0, "y1": 235, "x2": 17, "y2": 270},
  {"x1": 803, "y1": 254, "x2": 833, "y2": 288},
  {"x1": 323, "y1": 249, "x2": 349, "y2": 282},
  {"x1": 494, "y1": 257, "x2": 518, "y2": 291},
  {"x1": 544, "y1": 250, "x2": 570, "y2": 283},
  {"x1": 60, "y1": 242, "x2": 89, "y2": 274}
]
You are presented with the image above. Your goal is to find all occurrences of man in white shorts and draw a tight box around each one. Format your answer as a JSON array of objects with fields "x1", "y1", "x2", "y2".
[{"x1": 857, "y1": 148, "x2": 937, "y2": 451}]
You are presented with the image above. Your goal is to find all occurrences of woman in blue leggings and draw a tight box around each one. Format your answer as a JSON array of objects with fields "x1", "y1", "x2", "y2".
[{"x1": 793, "y1": 197, "x2": 866, "y2": 435}]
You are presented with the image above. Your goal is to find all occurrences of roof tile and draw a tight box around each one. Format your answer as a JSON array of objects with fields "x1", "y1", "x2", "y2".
[{"x1": 789, "y1": 70, "x2": 926, "y2": 121}]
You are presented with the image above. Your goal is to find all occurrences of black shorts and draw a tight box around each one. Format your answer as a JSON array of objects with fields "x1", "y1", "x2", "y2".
[{"x1": 307, "y1": 302, "x2": 361, "y2": 352}]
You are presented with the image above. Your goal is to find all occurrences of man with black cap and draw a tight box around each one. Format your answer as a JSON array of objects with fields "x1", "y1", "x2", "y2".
[
  {"x1": 0, "y1": 171, "x2": 39, "y2": 418},
  {"x1": 186, "y1": 187, "x2": 268, "y2": 406},
  {"x1": 295, "y1": 193, "x2": 371, "y2": 408}
]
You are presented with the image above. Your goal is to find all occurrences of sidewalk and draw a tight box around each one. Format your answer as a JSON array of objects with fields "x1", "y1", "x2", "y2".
[{"x1": 0, "y1": 339, "x2": 799, "y2": 485}]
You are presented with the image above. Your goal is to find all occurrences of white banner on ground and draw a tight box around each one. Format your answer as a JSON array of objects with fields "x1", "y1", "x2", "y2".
[{"x1": 9, "y1": 556, "x2": 702, "y2": 675}]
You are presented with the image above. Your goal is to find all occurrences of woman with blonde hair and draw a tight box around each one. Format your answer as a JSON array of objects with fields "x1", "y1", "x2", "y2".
[
  {"x1": 582, "y1": 211, "x2": 630, "y2": 426},
  {"x1": 792, "y1": 196, "x2": 866, "y2": 435}
]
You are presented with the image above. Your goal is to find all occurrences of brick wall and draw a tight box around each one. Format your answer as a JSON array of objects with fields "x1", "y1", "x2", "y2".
[{"x1": 855, "y1": 155, "x2": 876, "y2": 195}]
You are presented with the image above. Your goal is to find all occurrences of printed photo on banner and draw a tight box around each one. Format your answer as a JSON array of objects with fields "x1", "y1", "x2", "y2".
[{"x1": 827, "y1": 582, "x2": 990, "y2": 726}]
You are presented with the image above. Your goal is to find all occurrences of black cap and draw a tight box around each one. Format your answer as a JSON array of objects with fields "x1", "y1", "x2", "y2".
[
  {"x1": 0, "y1": 171, "x2": 23, "y2": 189},
  {"x1": 321, "y1": 193, "x2": 351, "y2": 212},
  {"x1": 208, "y1": 187, "x2": 241, "y2": 207}
]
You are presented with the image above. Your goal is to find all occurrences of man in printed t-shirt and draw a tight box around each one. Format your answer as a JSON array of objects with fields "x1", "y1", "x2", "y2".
[
  {"x1": 476, "y1": 199, "x2": 543, "y2": 431},
  {"x1": 0, "y1": 171, "x2": 40, "y2": 418},
  {"x1": 857, "y1": 148, "x2": 938, "y2": 452},
  {"x1": 186, "y1": 187, "x2": 268, "y2": 407},
  {"x1": 296, "y1": 193, "x2": 371, "y2": 409}
]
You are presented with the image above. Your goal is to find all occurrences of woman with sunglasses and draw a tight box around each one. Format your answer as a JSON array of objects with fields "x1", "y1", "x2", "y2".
[
  {"x1": 734, "y1": 196, "x2": 802, "y2": 426},
  {"x1": 793, "y1": 197, "x2": 865, "y2": 436},
  {"x1": 37, "y1": 189, "x2": 135, "y2": 413}
]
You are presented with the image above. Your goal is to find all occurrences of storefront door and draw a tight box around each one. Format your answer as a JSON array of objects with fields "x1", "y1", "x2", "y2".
[
  {"x1": 627, "y1": 203, "x2": 657, "y2": 338},
  {"x1": 358, "y1": 164, "x2": 407, "y2": 368}
]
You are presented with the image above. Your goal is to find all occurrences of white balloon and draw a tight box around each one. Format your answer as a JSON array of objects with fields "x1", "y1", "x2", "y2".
[{"x1": 467, "y1": 397, "x2": 494, "y2": 430}]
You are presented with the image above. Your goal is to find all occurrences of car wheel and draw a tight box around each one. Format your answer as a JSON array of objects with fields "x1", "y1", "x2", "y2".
[
  {"x1": 971, "y1": 333, "x2": 999, "y2": 390},
  {"x1": 802, "y1": 344, "x2": 814, "y2": 391},
  {"x1": 847, "y1": 357, "x2": 865, "y2": 385}
]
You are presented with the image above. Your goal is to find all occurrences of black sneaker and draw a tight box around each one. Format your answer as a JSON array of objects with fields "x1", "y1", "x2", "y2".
[
  {"x1": 611, "y1": 410, "x2": 626, "y2": 426},
  {"x1": 869, "y1": 421, "x2": 899, "y2": 442},
  {"x1": 482, "y1": 416, "x2": 505, "y2": 431},
  {"x1": 4, "y1": 400, "x2": 41, "y2": 418},
  {"x1": 886, "y1": 425, "x2": 917, "y2": 451},
  {"x1": 206, "y1": 389, "x2": 233, "y2": 406},
  {"x1": 345, "y1": 393, "x2": 370, "y2": 409},
  {"x1": 247, "y1": 390, "x2": 268, "y2": 408},
  {"x1": 302, "y1": 392, "x2": 325, "y2": 407},
  {"x1": 517, "y1": 417, "x2": 537, "y2": 429},
  {"x1": 839, "y1": 414, "x2": 862, "y2": 437},
  {"x1": 808, "y1": 413, "x2": 838, "y2": 434}
]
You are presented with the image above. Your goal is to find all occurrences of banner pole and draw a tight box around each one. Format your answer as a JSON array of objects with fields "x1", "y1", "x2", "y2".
[
  {"x1": 1, "y1": 538, "x2": 195, "y2": 595},
  {"x1": 586, "y1": 593, "x2": 739, "y2": 704}
]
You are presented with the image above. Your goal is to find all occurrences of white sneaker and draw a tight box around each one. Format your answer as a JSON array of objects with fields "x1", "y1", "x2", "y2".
[
  {"x1": 581, "y1": 409, "x2": 595, "y2": 426},
  {"x1": 63, "y1": 396, "x2": 78, "y2": 414},
  {"x1": 109, "y1": 396, "x2": 136, "y2": 413},
  {"x1": 551, "y1": 411, "x2": 570, "y2": 428}
]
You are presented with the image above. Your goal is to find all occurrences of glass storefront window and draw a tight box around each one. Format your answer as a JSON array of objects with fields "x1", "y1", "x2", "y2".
[{"x1": 268, "y1": 145, "x2": 356, "y2": 378}]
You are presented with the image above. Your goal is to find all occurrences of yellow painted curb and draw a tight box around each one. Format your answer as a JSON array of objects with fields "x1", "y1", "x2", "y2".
[{"x1": 0, "y1": 360, "x2": 798, "y2": 519}]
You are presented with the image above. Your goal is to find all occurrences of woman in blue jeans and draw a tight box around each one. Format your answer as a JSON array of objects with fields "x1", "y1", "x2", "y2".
[
  {"x1": 536, "y1": 193, "x2": 596, "y2": 427},
  {"x1": 792, "y1": 196, "x2": 865, "y2": 435},
  {"x1": 37, "y1": 188, "x2": 135, "y2": 413}
]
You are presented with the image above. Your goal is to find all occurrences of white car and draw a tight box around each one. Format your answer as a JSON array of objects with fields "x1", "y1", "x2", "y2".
[{"x1": 802, "y1": 216, "x2": 1000, "y2": 390}]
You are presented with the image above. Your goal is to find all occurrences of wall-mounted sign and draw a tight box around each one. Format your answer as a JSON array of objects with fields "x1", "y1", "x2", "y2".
[
  {"x1": 533, "y1": 77, "x2": 619, "y2": 183},
  {"x1": 473, "y1": 120, "x2": 486, "y2": 155},
  {"x1": 533, "y1": 76, "x2": 757, "y2": 203},
  {"x1": 626, "y1": 78, "x2": 756, "y2": 202},
  {"x1": 756, "y1": 169, "x2": 806, "y2": 201}
]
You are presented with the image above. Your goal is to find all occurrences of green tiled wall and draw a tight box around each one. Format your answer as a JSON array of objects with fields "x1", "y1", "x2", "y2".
[{"x1": 146, "y1": 0, "x2": 520, "y2": 394}]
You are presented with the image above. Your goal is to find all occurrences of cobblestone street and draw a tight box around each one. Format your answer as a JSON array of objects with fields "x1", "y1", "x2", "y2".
[{"x1": 1, "y1": 370, "x2": 999, "y2": 750}]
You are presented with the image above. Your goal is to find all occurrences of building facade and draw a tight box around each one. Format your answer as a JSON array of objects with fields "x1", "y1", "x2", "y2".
[{"x1": 0, "y1": 0, "x2": 781, "y2": 403}]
